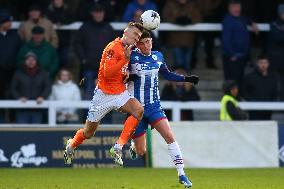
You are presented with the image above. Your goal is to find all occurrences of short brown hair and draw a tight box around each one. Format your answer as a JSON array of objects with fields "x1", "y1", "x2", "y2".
[{"x1": 127, "y1": 22, "x2": 145, "y2": 32}]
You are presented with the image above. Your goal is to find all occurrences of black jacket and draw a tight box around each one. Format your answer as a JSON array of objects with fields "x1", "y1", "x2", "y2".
[
  {"x1": 10, "y1": 68, "x2": 51, "y2": 100},
  {"x1": 74, "y1": 21, "x2": 115, "y2": 71},
  {"x1": 226, "y1": 101, "x2": 248, "y2": 120},
  {"x1": 243, "y1": 69, "x2": 278, "y2": 101},
  {"x1": 0, "y1": 30, "x2": 22, "y2": 71}
]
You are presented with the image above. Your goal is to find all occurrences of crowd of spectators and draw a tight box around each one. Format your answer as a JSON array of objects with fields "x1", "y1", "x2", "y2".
[{"x1": 0, "y1": 0, "x2": 284, "y2": 123}]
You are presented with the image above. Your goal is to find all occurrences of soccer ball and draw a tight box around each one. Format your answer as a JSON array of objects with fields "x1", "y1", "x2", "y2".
[{"x1": 140, "y1": 10, "x2": 160, "y2": 30}]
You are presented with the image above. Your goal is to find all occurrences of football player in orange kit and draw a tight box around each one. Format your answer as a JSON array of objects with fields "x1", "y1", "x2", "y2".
[{"x1": 64, "y1": 22, "x2": 145, "y2": 166}]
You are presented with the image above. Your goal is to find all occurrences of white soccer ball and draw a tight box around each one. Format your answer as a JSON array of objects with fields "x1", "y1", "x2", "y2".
[{"x1": 140, "y1": 10, "x2": 160, "y2": 30}]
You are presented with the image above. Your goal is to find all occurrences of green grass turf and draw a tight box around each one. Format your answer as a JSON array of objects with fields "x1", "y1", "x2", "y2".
[{"x1": 0, "y1": 168, "x2": 283, "y2": 189}]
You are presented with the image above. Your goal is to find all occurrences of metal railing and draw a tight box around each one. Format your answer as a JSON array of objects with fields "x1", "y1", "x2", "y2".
[
  {"x1": 11, "y1": 22, "x2": 270, "y2": 31},
  {"x1": 0, "y1": 100, "x2": 283, "y2": 126}
]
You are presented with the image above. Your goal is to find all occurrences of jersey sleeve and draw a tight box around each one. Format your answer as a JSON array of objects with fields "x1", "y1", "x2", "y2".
[
  {"x1": 103, "y1": 44, "x2": 128, "y2": 78},
  {"x1": 158, "y1": 52, "x2": 185, "y2": 82}
]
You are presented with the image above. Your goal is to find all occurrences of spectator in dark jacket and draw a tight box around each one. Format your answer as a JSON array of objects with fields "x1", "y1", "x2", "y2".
[
  {"x1": 222, "y1": 0, "x2": 258, "y2": 89},
  {"x1": 161, "y1": 68, "x2": 200, "y2": 120},
  {"x1": 122, "y1": 0, "x2": 157, "y2": 22},
  {"x1": 243, "y1": 55, "x2": 278, "y2": 120},
  {"x1": 0, "y1": 10, "x2": 22, "y2": 123},
  {"x1": 267, "y1": 3, "x2": 284, "y2": 101},
  {"x1": 74, "y1": 4, "x2": 115, "y2": 99},
  {"x1": 46, "y1": 0, "x2": 74, "y2": 67},
  {"x1": 11, "y1": 52, "x2": 51, "y2": 124},
  {"x1": 0, "y1": 10, "x2": 22, "y2": 99}
]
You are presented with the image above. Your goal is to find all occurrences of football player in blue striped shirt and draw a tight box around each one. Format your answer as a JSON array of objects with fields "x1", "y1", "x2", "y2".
[{"x1": 112, "y1": 30, "x2": 199, "y2": 188}]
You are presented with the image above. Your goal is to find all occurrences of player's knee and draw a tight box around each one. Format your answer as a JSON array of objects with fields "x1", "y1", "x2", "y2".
[
  {"x1": 84, "y1": 131, "x2": 94, "y2": 139},
  {"x1": 136, "y1": 147, "x2": 146, "y2": 156}
]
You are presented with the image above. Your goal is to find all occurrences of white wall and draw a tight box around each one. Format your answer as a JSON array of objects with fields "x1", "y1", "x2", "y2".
[{"x1": 152, "y1": 121, "x2": 279, "y2": 168}]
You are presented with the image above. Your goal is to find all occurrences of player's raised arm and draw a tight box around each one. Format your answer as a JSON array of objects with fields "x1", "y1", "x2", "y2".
[{"x1": 159, "y1": 61, "x2": 199, "y2": 85}]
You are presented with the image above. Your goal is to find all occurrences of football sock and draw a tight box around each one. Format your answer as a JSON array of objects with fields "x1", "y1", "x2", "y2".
[
  {"x1": 70, "y1": 129, "x2": 86, "y2": 149},
  {"x1": 168, "y1": 141, "x2": 185, "y2": 176},
  {"x1": 117, "y1": 115, "x2": 139, "y2": 146}
]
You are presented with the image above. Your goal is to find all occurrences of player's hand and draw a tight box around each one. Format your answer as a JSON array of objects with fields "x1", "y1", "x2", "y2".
[
  {"x1": 124, "y1": 45, "x2": 133, "y2": 60},
  {"x1": 185, "y1": 75, "x2": 199, "y2": 85},
  {"x1": 36, "y1": 97, "x2": 44, "y2": 104},
  {"x1": 19, "y1": 97, "x2": 27, "y2": 102},
  {"x1": 251, "y1": 22, "x2": 259, "y2": 35}
]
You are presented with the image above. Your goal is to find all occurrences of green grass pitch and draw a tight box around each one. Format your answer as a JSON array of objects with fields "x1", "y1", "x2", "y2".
[{"x1": 0, "y1": 168, "x2": 283, "y2": 189}]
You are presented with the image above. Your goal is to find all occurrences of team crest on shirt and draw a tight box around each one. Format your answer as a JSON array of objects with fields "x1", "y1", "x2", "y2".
[
  {"x1": 106, "y1": 49, "x2": 115, "y2": 59},
  {"x1": 135, "y1": 56, "x2": 139, "y2": 60},
  {"x1": 152, "y1": 54, "x2": 157, "y2": 60}
]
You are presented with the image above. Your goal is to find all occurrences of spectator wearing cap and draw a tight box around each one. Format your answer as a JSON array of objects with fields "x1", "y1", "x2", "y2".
[
  {"x1": 46, "y1": 0, "x2": 74, "y2": 66},
  {"x1": 243, "y1": 55, "x2": 278, "y2": 120},
  {"x1": 220, "y1": 80, "x2": 248, "y2": 121},
  {"x1": 267, "y1": 3, "x2": 284, "y2": 101},
  {"x1": 18, "y1": 4, "x2": 58, "y2": 48},
  {"x1": 17, "y1": 26, "x2": 59, "y2": 79},
  {"x1": 10, "y1": 52, "x2": 51, "y2": 124},
  {"x1": 74, "y1": 4, "x2": 115, "y2": 99},
  {"x1": 0, "y1": 10, "x2": 22, "y2": 99}
]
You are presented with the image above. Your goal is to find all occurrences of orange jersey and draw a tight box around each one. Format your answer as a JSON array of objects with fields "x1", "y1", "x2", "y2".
[{"x1": 97, "y1": 38, "x2": 129, "y2": 94}]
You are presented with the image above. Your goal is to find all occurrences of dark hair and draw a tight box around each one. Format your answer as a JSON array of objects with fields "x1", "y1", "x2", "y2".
[
  {"x1": 228, "y1": 0, "x2": 241, "y2": 5},
  {"x1": 57, "y1": 68, "x2": 73, "y2": 81},
  {"x1": 257, "y1": 53, "x2": 268, "y2": 60},
  {"x1": 90, "y1": 3, "x2": 105, "y2": 12},
  {"x1": 29, "y1": 4, "x2": 42, "y2": 12},
  {"x1": 223, "y1": 80, "x2": 238, "y2": 94},
  {"x1": 140, "y1": 30, "x2": 151, "y2": 40},
  {"x1": 127, "y1": 22, "x2": 144, "y2": 32}
]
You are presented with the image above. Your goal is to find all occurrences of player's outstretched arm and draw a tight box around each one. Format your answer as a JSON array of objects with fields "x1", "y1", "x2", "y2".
[{"x1": 159, "y1": 64, "x2": 199, "y2": 85}]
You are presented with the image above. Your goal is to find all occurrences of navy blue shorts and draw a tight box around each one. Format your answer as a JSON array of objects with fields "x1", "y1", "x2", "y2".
[{"x1": 132, "y1": 106, "x2": 167, "y2": 138}]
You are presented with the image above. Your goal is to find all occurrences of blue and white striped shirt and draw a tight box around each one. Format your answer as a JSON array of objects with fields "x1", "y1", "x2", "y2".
[{"x1": 128, "y1": 49, "x2": 185, "y2": 106}]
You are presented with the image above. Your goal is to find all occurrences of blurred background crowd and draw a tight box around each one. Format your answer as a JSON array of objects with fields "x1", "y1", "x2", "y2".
[{"x1": 1, "y1": 0, "x2": 284, "y2": 124}]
